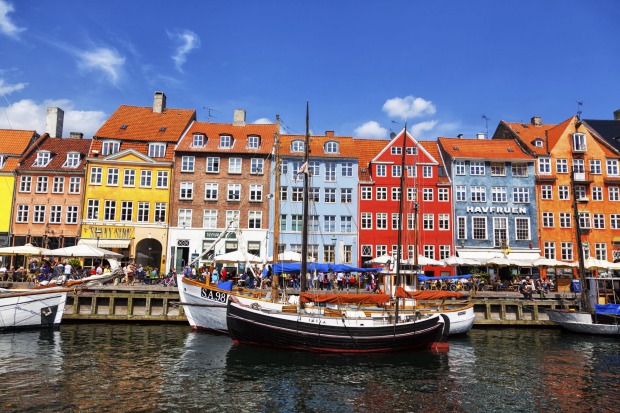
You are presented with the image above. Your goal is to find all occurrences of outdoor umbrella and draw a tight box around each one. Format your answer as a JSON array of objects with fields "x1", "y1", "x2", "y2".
[
  {"x1": 442, "y1": 255, "x2": 481, "y2": 266},
  {"x1": 213, "y1": 250, "x2": 262, "y2": 264},
  {"x1": 43, "y1": 244, "x2": 123, "y2": 259},
  {"x1": 0, "y1": 243, "x2": 47, "y2": 255},
  {"x1": 267, "y1": 250, "x2": 315, "y2": 263},
  {"x1": 486, "y1": 257, "x2": 522, "y2": 267},
  {"x1": 405, "y1": 255, "x2": 446, "y2": 267},
  {"x1": 530, "y1": 256, "x2": 577, "y2": 268},
  {"x1": 367, "y1": 253, "x2": 393, "y2": 264},
  {"x1": 584, "y1": 257, "x2": 617, "y2": 270}
]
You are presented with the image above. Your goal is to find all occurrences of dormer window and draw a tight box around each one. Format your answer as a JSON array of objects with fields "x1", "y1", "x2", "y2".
[
  {"x1": 247, "y1": 135, "x2": 260, "y2": 149},
  {"x1": 120, "y1": 124, "x2": 128, "y2": 130},
  {"x1": 148, "y1": 143, "x2": 166, "y2": 158},
  {"x1": 572, "y1": 133, "x2": 586, "y2": 152},
  {"x1": 64, "y1": 152, "x2": 80, "y2": 168},
  {"x1": 291, "y1": 140, "x2": 305, "y2": 152},
  {"x1": 324, "y1": 141, "x2": 339, "y2": 154},
  {"x1": 33, "y1": 151, "x2": 51, "y2": 167},
  {"x1": 220, "y1": 135, "x2": 233, "y2": 148},
  {"x1": 192, "y1": 134, "x2": 205, "y2": 147},
  {"x1": 533, "y1": 138, "x2": 544, "y2": 148},
  {"x1": 101, "y1": 140, "x2": 120, "y2": 155}
]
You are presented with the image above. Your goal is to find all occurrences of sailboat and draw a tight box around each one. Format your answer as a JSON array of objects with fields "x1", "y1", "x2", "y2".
[
  {"x1": 226, "y1": 103, "x2": 447, "y2": 352},
  {"x1": 545, "y1": 168, "x2": 620, "y2": 335}
]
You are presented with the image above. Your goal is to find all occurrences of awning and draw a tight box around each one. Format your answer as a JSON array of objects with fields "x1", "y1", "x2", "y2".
[
  {"x1": 458, "y1": 249, "x2": 541, "y2": 264},
  {"x1": 79, "y1": 239, "x2": 131, "y2": 249},
  {"x1": 613, "y1": 236, "x2": 620, "y2": 243}
]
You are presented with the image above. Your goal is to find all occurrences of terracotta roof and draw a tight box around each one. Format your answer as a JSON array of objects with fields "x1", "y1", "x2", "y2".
[
  {"x1": 89, "y1": 139, "x2": 175, "y2": 162},
  {"x1": 418, "y1": 140, "x2": 451, "y2": 184},
  {"x1": 94, "y1": 105, "x2": 196, "y2": 143},
  {"x1": 0, "y1": 129, "x2": 38, "y2": 154},
  {"x1": 280, "y1": 133, "x2": 363, "y2": 159},
  {"x1": 17, "y1": 136, "x2": 92, "y2": 172},
  {"x1": 498, "y1": 121, "x2": 555, "y2": 155},
  {"x1": 176, "y1": 121, "x2": 278, "y2": 154},
  {"x1": 355, "y1": 139, "x2": 388, "y2": 182},
  {"x1": 0, "y1": 157, "x2": 20, "y2": 172},
  {"x1": 438, "y1": 137, "x2": 534, "y2": 160},
  {"x1": 545, "y1": 117, "x2": 575, "y2": 152}
]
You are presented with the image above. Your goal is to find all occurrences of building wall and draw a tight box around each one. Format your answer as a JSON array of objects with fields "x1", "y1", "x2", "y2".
[{"x1": 0, "y1": 174, "x2": 15, "y2": 235}]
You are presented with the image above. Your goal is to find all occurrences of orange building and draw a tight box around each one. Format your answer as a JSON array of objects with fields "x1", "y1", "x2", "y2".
[{"x1": 494, "y1": 115, "x2": 620, "y2": 279}]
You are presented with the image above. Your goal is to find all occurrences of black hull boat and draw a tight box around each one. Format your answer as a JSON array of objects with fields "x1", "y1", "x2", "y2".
[{"x1": 227, "y1": 300, "x2": 446, "y2": 353}]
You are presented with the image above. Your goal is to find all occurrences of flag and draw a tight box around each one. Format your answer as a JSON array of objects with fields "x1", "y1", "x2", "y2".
[{"x1": 295, "y1": 161, "x2": 309, "y2": 181}]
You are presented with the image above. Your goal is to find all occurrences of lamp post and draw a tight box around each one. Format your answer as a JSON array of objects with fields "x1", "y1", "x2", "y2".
[{"x1": 95, "y1": 228, "x2": 102, "y2": 248}]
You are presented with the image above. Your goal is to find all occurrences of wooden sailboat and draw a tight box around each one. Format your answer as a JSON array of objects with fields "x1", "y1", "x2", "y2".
[{"x1": 226, "y1": 103, "x2": 447, "y2": 352}]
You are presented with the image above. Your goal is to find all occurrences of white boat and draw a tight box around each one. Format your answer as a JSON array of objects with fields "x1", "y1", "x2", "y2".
[{"x1": 0, "y1": 287, "x2": 68, "y2": 331}]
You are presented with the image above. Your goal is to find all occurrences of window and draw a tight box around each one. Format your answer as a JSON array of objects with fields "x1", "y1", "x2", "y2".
[
  {"x1": 206, "y1": 157, "x2": 220, "y2": 173},
  {"x1": 590, "y1": 159, "x2": 601, "y2": 174},
  {"x1": 541, "y1": 185, "x2": 552, "y2": 200},
  {"x1": 219, "y1": 135, "x2": 232, "y2": 148},
  {"x1": 515, "y1": 217, "x2": 531, "y2": 240},
  {"x1": 573, "y1": 159, "x2": 585, "y2": 173},
  {"x1": 455, "y1": 186, "x2": 466, "y2": 202},
  {"x1": 572, "y1": 133, "x2": 586, "y2": 152},
  {"x1": 192, "y1": 134, "x2": 205, "y2": 147},
  {"x1": 291, "y1": 140, "x2": 304, "y2": 152},
  {"x1": 123, "y1": 169, "x2": 135, "y2": 186},
  {"x1": 391, "y1": 187, "x2": 401, "y2": 201},
  {"x1": 138, "y1": 202, "x2": 150, "y2": 222},
  {"x1": 205, "y1": 183, "x2": 218, "y2": 200},
  {"x1": 280, "y1": 186, "x2": 288, "y2": 201},
  {"x1": 406, "y1": 165, "x2": 416, "y2": 177},
  {"x1": 101, "y1": 141, "x2": 120, "y2": 155},
  {"x1": 156, "y1": 171, "x2": 168, "y2": 188},
  {"x1": 148, "y1": 143, "x2": 166, "y2": 158},
  {"x1": 325, "y1": 163, "x2": 336, "y2": 181},
  {"x1": 423, "y1": 165, "x2": 432, "y2": 178},
  {"x1": 225, "y1": 210, "x2": 240, "y2": 230},
  {"x1": 593, "y1": 213, "x2": 605, "y2": 229},
  {"x1": 538, "y1": 157, "x2": 551, "y2": 174},
  {"x1": 64, "y1": 152, "x2": 80, "y2": 168},
  {"x1": 490, "y1": 163, "x2": 506, "y2": 176},
  {"x1": 52, "y1": 177, "x2": 64, "y2": 193},
  {"x1": 121, "y1": 201, "x2": 133, "y2": 221},
  {"x1": 229, "y1": 158, "x2": 242, "y2": 174},
  {"x1": 493, "y1": 217, "x2": 507, "y2": 247},
  {"x1": 579, "y1": 212, "x2": 591, "y2": 229},
  {"x1": 248, "y1": 211, "x2": 262, "y2": 229},
  {"x1": 544, "y1": 242, "x2": 556, "y2": 260},
  {"x1": 423, "y1": 214, "x2": 434, "y2": 230},
  {"x1": 457, "y1": 216, "x2": 466, "y2": 239},
  {"x1": 247, "y1": 135, "x2": 260, "y2": 148},
  {"x1": 342, "y1": 162, "x2": 353, "y2": 177},
  {"x1": 470, "y1": 161, "x2": 485, "y2": 175},
  {"x1": 361, "y1": 212, "x2": 372, "y2": 229},
  {"x1": 439, "y1": 214, "x2": 450, "y2": 230},
  {"x1": 439, "y1": 245, "x2": 450, "y2": 260},
  {"x1": 154, "y1": 203, "x2": 166, "y2": 223},
  {"x1": 455, "y1": 161, "x2": 465, "y2": 175},
  {"x1": 361, "y1": 187, "x2": 372, "y2": 200},
  {"x1": 279, "y1": 214, "x2": 287, "y2": 231},
  {"x1": 556, "y1": 159, "x2": 568, "y2": 174},
  {"x1": 492, "y1": 187, "x2": 507, "y2": 203},
  {"x1": 511, "y1": 163, "x2": 528, "y2": 177},
  {"x1": 424, "y1": 245, "x2": 435, "y2": 260},
  {"x1": 376, "y1": 187, "x2": 387, "y2": 200},
  {"x1": 178, "y1": 209, "x2": 192, "y2": 227},
  {"x1": 181, "y1": 156, "x2": 195, "y2": 172},
  {"x1": 376, "y1": 213, "x2": 387, "y2": 230},
  {"x1": 406, "y1": 146, "x2": 417, "y2": 155},
  {"x1": 249, "y1": 184, "x2": 263, "y2": 202},
  {"x1": 471, "y1": 186, "x2": 486, "y2": 202},
  {"x1": 542, "y1": 212, "x2": 554, "y2": 228},
  {"x1": 513, "y1": 187, "x2": 530, "y2": 203},
  {"x1": 16, "y1": 205, "x2": 29, "y2": 223},
  {"x1": 391, "y1": 213, "x2": 400, "y2": 230},
  {"x1": 307, "y1": 161, "x2": 320, "y2": 176},
  {"x1": 561, "y1": 242, "x2": 574, "y2": 261},
  {"x1": 49, "y1": 205, "x2": 62, "y2": 224},
  {"x1": 391, "y1": 146, "x2": 402, "y2": 155},
  {"x1": 34, "y1": 151, "x2": 51, "y2": 167},
  {"x1": 90, "y1": 167, "x2": 102, "y2": 184},
  {"x1": 227, "y1": 184, "x2": 241, "y2": 201},
  {"x1": 422, "y1": 188, "x2": 433, "y2": 201},
  {"x1": 324, "y1": 215, "x2": 336, "y2": 232},
  {"x1": 407, "y1": 187, "x2": 417, "y2": 201},
  {"x1": 376, "y1": 245, "x2": 387, "y2": 257},
  {"x1": 251, "y1": 158, "x2": 264, "y2": 174},
  {"x1": 66, "y1": 205, "x2": 78, "y2": 224},
  {"x1": 324, "y1": 141, "x2": 339, "y2": 153},
  {"x1": 609, "y1": 187, "x2": 619, "y2": 201},
  {"x1": 36, "y1": 176, "x2": 48, "y2": 193},
  {"x1": 407, "y1": 213, "x2": 416, "y2": 230},
  {"x1": 595, "y1": 243, "x2": 607, "y2": 261},
  {"x1": 341, "y1": 188, "x2": 352, "y2": 203},
  {"x1": 104, "y1": 200, "x2": 116, "y2": 221},
  {"x1": 322, "y1": 188, "x2": 335, "y2": 203},
  {"x1": 574, "y1": 185, "x2": 586, "y2": 200},
  {"x1": 68, "y1": 177, "x2": 80, "y2": 194},
  {"x1": 340, "y1": 216, "x2": 352, "y2": 232},
  {"x1": 179, "y1": 182, "x2": 194, "y2": 200},
  {"x1": 392, "y1": 165, "x2": 402, "y2": 177},
  {"x1": 607, "y1": 159, "x2": 619, "y2": 176},
  {"x1": 19, "y1": 176, "x2": 31, "y2": 192},
  {"x1": 559, "y1": 212, "x2": 572, "y2": 228},
  {"x1": 87, "y1": 199, "x2": 99, "y2": 220},
  {"x1": 292, "y1": 187, "x2": 303, "y2": 202},
  {"x1": 611, "y1": 214, "x2": 620, "y2": 229},
  {"x1": 107, "y1": 168, "x2": 119, "y2": 185},
  {"x1": 376, "y1": 164, "x2": 386, "y2": 177},
  {"x1": 592, "y1": 186, "x2": 603, "y2": 201},
  {"x1": 438, "y1": 188, "x2": 449, "y2": 201},
  {"x1": 140, "y1": 170, "x2": 152, "y2": 187},
  {"x1": 472, "y1": 217, "x2": 487, "y2": 240},
  {"x1": 558, "y1": 186, "x2": 570, "y2": 200}
]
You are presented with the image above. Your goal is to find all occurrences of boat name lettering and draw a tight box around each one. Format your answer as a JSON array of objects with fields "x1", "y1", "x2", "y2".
[
  {"x1": 458, "y1": 311, "x2": 466, "y2": 316},
  {"x1": 466, "y1": 206, "x2": 527, "y2": 214},
  {"x1": 200, "y1": 288, "x2": 228, "y2": 304},
  {"x1": 15, "y1": 306, "x2": 38, "y2": 316}
]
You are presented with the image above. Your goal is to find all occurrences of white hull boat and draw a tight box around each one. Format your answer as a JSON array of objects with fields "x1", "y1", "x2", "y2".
[
  {"x1": 546, "y1": 309, "x2": 620, "y2": 336},
  {"x1": 0, "y1": 288, "x2": 68, "y2": 331}
]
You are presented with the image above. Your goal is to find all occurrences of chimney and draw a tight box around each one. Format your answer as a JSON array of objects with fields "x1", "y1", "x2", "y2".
[
  {"x1": 69, "y1": 132, "x2": 83, "y2": 139},
  {"x1": 45, "y1": 107, "x2": 64, "y2": 138},
  {"x1": 153, "y1": 91, "x2": 166, "y2": 113},
  {"x1": 233, "y1": 109, "x2": 246, "y2": 126},
  {"x1": 531, "y1": 116, "x2": 542, "y2": 126},
  {"x1": 614, "y1": 109, "x2": 620, "y2": 121},
  {"x1": 457, "y1": 133, "x2": 463, "y2": 139},
  {"x1": 476, "y1": 133, "x2": 485, "y2": 140},
  {"x1": 325, "y1": 131, "x2": 334, "y2": 137}
]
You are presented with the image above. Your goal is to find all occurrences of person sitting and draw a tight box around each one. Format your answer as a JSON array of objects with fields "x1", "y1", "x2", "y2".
[{"x1": 520, "y1": 277, "x2": 533, "y2": 300}]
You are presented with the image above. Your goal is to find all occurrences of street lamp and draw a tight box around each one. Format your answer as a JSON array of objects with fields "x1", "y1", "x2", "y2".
[
  {"x1": 331, "y1": 235, "x2": 337, "y2": 264},
  {"x1": 95, "y1": 228, "x2": 102, "y2": 248}
]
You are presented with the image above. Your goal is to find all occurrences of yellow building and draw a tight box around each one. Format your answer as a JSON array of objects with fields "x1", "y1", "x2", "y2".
[{"x1": 81, "y1": 92, "x2": 195, "y2": 271}]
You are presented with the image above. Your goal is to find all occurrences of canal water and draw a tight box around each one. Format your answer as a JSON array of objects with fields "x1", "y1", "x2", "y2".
[{"x1": 0, "y1": 324, "x2": 618, "y2": 413}]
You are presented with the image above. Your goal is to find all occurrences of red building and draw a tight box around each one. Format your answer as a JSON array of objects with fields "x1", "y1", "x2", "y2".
[{"x1": 358, "y1": 129, "x2": 453, "y2": 275}]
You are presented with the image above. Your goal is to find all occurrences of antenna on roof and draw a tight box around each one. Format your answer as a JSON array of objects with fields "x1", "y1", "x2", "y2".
[
  {"x1": 576, "y1": 101, "x2": 583, "y2": 120},
  {"x1": 481, "y1": 114, "x2": 491, "y2": 138},
  {"x1": 203, "y1": 107, "x2": 216, "y2": 122}
]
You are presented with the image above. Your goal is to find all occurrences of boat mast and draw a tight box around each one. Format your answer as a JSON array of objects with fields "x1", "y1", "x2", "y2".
[
  {"x1": 272, "y1": 115, "x2": 281, "y2": 265},
  {"x1": 395, "y1": 124, "x2": 408, "y2": 322},
  {"x1": 571, "y1": 164, "x2": 591, "y2": 313},
  {"x1": 300, "y1": 102, "x2": 310, "y2": 306}
]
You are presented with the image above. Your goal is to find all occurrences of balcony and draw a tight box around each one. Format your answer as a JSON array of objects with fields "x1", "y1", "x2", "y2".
[
  {"x1": 535, "y1": 174, "x2": 557, "y2": 182},
  {"x1": 573, "y1": 171, "x2": 593, "y2": 184}
]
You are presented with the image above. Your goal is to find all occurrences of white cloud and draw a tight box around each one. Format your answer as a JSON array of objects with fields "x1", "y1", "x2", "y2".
[
  {"x1": 0, "y1": 98, "x2": 106, "y2": 138},
  {"x1": 0, "y1": 0, "x2": 25, "y2": 39},
  {"x1": 383, "y1": 96, "x2": 436, "y2": 120},
  {"x1": 354, "y1": 121, "x2": 388, "y2": 139},
  {"x1": 0, "y1": 78, "x2": 26, "y2": 95},
  {"x1": 168, "y1": 29, "x2": 200, "y2": 72},
  {"x1": 253, "y1": 117, "x2": 272, "y2": 124},
  {"x1": 410, "y1": 120, "x2": 438, "y2": 139},
  {"x1": 78, "y1": 47, "x2": 125, "y2": 84}
]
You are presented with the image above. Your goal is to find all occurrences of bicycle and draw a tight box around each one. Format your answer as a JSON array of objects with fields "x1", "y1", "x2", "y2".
[{"x1": 157, "y1": 276, "x2": 177, "y2": 287}]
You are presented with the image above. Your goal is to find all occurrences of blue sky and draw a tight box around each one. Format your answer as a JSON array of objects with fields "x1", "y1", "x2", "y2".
[{"x1": 1, "y1": 0, "x2": 619, "y2": 140}]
